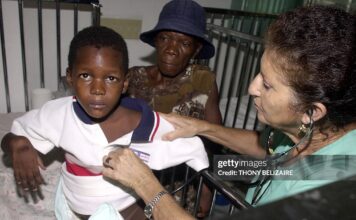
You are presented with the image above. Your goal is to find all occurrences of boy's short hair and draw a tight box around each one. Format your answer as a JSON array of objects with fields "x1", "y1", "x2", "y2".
[{"x1": 68, "y1": 26, "x2": 129, "y2": 74}]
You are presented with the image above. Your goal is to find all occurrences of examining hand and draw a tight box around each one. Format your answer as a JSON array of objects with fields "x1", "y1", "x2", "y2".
[
  {"x1": 103, "y1": 148, "x2": 195, "y2": 220},
  {"x1": 4, "y1": 133, "x2": 46, "y2": 203},
  {"x1": 160, "y1": 113, "x2": 206, "y2": 141},
  {"x1": 102, "y1": 148, "x2": 155, "y2": 190}
]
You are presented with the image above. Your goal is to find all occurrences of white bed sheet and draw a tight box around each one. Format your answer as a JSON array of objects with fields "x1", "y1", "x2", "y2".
[{"x1": 0, "y1": 113, "x2": 61, "y2": 220}]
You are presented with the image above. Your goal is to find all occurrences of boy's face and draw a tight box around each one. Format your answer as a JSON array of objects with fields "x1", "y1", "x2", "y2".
[{"x1": 66, "y1": 46, "x2": 128, "y2": 120}]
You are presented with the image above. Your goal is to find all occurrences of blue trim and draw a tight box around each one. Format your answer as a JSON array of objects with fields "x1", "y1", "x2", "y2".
[
  {"x1": 120, "y1": 98, "x2": 155, "y2": 142},
  {"x1": 72, "y1": 96, "x2": 155, "y2": 142},
  {"x1": 73, "y1": 97, "x2": 93, "y2": 124}
]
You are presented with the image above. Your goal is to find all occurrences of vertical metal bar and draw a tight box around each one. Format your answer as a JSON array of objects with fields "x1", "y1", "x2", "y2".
[
  {"x1": 218, "y1": 37, "x2": 231, "y2": 100},
  {"x1": 248, "y1": 16, "x2": 256, "y2": 35},
  {"x1": 280, "y1": 0, "x2": 286, "y2": 13},
  {"x1": 236, "y1": 15, "x2": 244, "y2": 33},
  {"x1": 18, "y1": 0, "x2": 29, "y2": 111},
  {"x1": 232, "y1": 42, "x2": 251, "y2": 128},
  {"x1": 276, "y1": 0, "x2": 282, "y2": 13},
  {"x1": 180, "y1": 166, "x2": 190, "y2": 206},
  {"x1": 208, "y1": 189, "x2": 217, "y2": 217},
  {"x1": 253, "y1": 0, "x2": 258, "y2": 12},
  {"x1": 241, "y1": 0, "x2": 247, "y2": 10},
  {"x1": 253, "y1": 50, "x2": 263, "y2": 131},
  {"x1": 262, "y1": 0, "x2": 269, "y2": 13},
  {"x1": 223, "y1": 40, "x2": 242, "y2": 125},
  {"x1": 218, "y1": 16, "x2": 236, "y2": 100},
  {"x1": 0, "y1": 0, "x2": 11, "y2": 112},
  {"x1": 213, "y1": 14, "x2": 225, "y2": 75},
  {"x1": 254, "y1": 17, "x2": 262, "y2": 37},
  {"x1": 56, "y1": 0, "x2": 61, "y2": 90},
  {"x1": 91, "y1": 2, "x2": 101, "y2": 26},
  {"x1": 254, "y1": 44, "x2": 263, "y2": 130},
  {"x1": 242, "y1": 43, "x2": 259, "y2": 129},
  {"x1": 193, "y1": 176, "x2": 204, "y2": 216},
  {"x1": 73, "y1": 3, "x2": 78, "y2": 34},
  {"x1": 207, "y1": 13, "x2": 215, "y2": 69},
  {"x1": 228, "y1": 204, "x2": 235, "y2": 215},
  {"x1": 271, "y1": 0, "x2": 277, "y2": 14},
  {"x1": 168, "y1": 167, "x2": 176, "y2": 192},
  {"x1": 37, "y1": 0, "x2": 45, "y2": 88}
]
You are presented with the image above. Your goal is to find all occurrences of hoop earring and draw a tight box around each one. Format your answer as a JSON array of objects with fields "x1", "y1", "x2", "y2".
[{"x1": 298, "y1": 123, "x2": 308, "y2": 138}]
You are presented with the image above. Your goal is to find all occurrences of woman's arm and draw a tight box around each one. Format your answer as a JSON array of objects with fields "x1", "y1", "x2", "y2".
[
  {"x1": 204, "y1": 81, "x2": 222, "y2": 125},
  {"x1": 161, "y1": 113, "x2": 265, "y2": 158},
  {"x1": 102, "y1": 148, "x2": 195, "y2": 220}
]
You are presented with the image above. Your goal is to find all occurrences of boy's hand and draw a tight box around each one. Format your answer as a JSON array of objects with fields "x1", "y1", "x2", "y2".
[{"x1": 5, "y1": 134, "x2": 46, "y2": 202}]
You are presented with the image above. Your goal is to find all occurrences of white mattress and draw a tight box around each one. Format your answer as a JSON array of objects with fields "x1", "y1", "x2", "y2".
[{"x1": 0, "y1": 113, "x2": 60, "y2": 220}]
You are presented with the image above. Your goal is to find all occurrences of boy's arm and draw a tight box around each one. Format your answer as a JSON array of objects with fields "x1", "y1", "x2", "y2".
[
  {"x1": 1, "y1": 132, "x2": 15, "y2": 154},
  {"x1": 1, "y1": 132, "x2": 45, "y2": 202}
]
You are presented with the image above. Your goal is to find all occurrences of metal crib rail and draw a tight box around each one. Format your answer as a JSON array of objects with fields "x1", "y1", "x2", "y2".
[
  {"x1": 190, "y1": 169, "x2": 252, "y2": 217},
  {"x1": 165, "y1": 167, "x2": 252, "y2": 218},
  {"x1": 201, "y1": 9, "x2": 276, "y2": 130},
  {"x1": 0, "y1": 0, "x2": 101, "y2": 113},
  {"x1": 200, "y1": 170, "x2": 252, "y2": 210}
]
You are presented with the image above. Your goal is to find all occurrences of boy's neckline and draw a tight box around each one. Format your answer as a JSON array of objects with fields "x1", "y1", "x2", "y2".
[{"x1": 72, "y1": 96, "x2": 160, "y2": 143}]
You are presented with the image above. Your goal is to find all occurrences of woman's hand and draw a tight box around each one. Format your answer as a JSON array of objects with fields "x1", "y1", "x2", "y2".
[
  {"x1": 103, "y1": 148, "x2": 195, "y2": 220},
  {"x1": 160, "y1": 113, "x2": 208, "y2": 141},
  {"x1": 4, "y1": 134, "x2": 46, "y2": 202},
  {"x1": 102, "y1": 148, "x2": 154, "y2": 190}
]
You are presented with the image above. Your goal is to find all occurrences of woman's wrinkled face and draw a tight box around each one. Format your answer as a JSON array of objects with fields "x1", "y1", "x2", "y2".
[
  {"x1": 154, "y1": 31, "x2": 201, "y2": 77},
  {"x1": 67, "y1": 46, "x2": 128, "y2": 120},
  {"x1": 248, "y1": 50, "x2": 302, "y2": 132}
]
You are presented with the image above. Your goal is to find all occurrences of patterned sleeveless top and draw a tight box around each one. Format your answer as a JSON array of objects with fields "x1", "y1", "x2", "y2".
[{"x1": 127, "y1": 64, "x2": 216, "y2": 120}]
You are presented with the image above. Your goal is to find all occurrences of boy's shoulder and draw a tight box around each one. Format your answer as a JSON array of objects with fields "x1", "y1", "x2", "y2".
[
  {"x1": 120, "y1": 97, "x2": 150, "y2": 113},
  {"x1": 120, "y1": 97, "x2": 179, "y2": 142},
  {"x1": 37, "y1": 96, "x2": 73, "y2": 114},
  {"x1": 43, "y1": 96, "x2": 72, "y2": 105}
]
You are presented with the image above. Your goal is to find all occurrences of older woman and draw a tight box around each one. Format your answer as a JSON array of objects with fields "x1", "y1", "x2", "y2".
[
  {"x1": 127, "y1": 0, "x2": 222, "y2": 217},
  {"x1": 127, "y1": 0, "x2": 220, "y2": 123},
  {"x1": 103, "y1": 5, "x2": 356, "y2": 219}
]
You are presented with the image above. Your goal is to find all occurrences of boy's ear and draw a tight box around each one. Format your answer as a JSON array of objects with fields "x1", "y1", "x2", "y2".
[
  {"x1": 122, "y1": 78, "x2": 129, "y2": 94},
  {"x1": 66, "y1": 68, "x2": 73, "y2": 87}
]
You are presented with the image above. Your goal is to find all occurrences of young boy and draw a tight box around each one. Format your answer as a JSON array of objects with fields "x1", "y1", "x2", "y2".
[{"x1": 1, "y1": 26, "x2": 208, "y2": 219}]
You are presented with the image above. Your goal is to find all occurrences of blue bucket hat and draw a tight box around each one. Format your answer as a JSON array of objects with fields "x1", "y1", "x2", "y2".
[{"x1": 140, "y1": 0, "x2": 215, "y2": 59}]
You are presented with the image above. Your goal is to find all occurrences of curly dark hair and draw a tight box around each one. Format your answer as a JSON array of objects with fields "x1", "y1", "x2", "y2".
[
  {"x1": 265, "y1": 5, "x2": 356, "y2": 129},
  {"x1": 67, "y1": 26, "x2": 129, "y2": 74}
]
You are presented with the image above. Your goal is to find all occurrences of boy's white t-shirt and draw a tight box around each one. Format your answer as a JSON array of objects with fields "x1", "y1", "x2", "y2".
[{"x1": 11, "y1": 96, "x2": 209, "y2": 215}]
